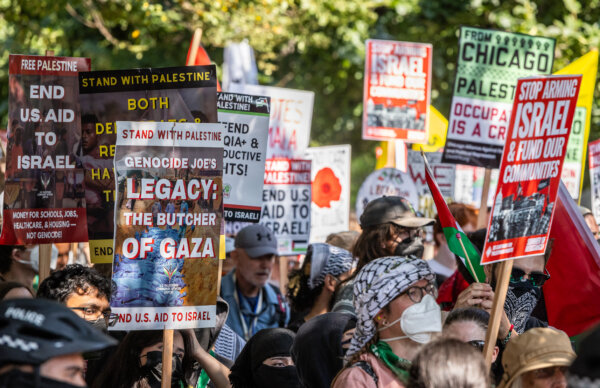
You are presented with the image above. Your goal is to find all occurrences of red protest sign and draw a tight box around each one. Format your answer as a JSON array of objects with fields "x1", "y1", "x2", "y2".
[
  {"x1": 481, "y1": 75, "x2": 581, "y2": 264},
  {"x1": 1, "y1": 54, "x2": 91, "y2": 245},
  {"x1": 362, "y1": 40, "x2": 432, "y2": 142}
]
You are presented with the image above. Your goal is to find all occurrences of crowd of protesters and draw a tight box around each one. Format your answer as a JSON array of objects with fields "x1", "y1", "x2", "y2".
[{"x1": 0, "y1": 195, "x2": 599, "y2": 388}]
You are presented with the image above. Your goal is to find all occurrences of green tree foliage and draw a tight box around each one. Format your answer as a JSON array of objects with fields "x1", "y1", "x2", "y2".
[{"x1": 1, "y1": 0, "x2": 599, "y2": 199}]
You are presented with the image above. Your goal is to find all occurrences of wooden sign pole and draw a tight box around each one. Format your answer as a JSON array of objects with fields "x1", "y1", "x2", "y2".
[
  {"x1": 384, "y1": 141, "x2": 396, "y2": 168},
  {"x1": 482, "y1": 260, "x2": 513, "y2": 368},
  {"x1": 161, "y1": 328, "x2": 174, "y2": 388},
  {"x1": 477, "y1": 168, "x2": 492, "y2": 228},
  {"x1": 186, "y1": 28, "x2": 203, "y2": 66},
  {"x1": 279, "y1": 256, "x2": 289, "y2": 295}
]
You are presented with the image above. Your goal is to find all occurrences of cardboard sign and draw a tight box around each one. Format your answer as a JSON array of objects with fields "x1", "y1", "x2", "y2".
[
  {"x1": 407, "y1": 151, "x2": 455, "y2": 217},
  {"x1": 305, "y1": 145, "x2": 351, "y2": 243},
  {"x1": 443, "y1": 27, "x2": 555, "y2": 168},
  {"x1": 229, "y1": 84, "x2": 314, "y2": 159},
  {"x1": 363, "y1": 40, "x2": 432, "y2": 142},
  {"x1": 79, "y1": 65, "x2": 217, "y2": 263},
  {"x1": 481, "y1": 75, "x2": 581, "y2": 264},
  {"x1": 218, "y1": 92, "x2": 270, "y2": 222},
  {"x1": 356, "y1": 168, "x2": 419, "y2": 220},
  {"x1": 588, "y1": 139, "x2": 600, "y2": 224},
  {"x1": 110, "y1": 121, "x2": 223, "y2": 330},
  {"x1": 1, "y1": 54, "x2": 90, "y2": 244},
  {"x1": 261, "y1": 158, "x2": 311, "y2": 255}
]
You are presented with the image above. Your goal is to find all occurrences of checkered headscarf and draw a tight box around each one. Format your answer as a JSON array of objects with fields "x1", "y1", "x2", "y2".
[
  {"x1": 307, "y1": 243, "x2": 355, "y2": 290},
  {"x1": 346, "y1": 256, "x2": 434, "y2": 359}
]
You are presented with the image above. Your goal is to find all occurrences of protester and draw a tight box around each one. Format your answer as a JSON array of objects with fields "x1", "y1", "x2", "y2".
[
  {"x1": 437, "y1": 228, "x2": 486, "y2": 310},
  {"x1": 579, "y1": 206, "x2": 600, "y2": 240},
  {"x1": 454, "y1": 250, "x2": 550, "y2": 345},
  {"x1": 220, "y1": 224, "x2": 289, "y2": 340},
  {"x1": 286, "y1": 243, "x2": 354, "y2": 331},
  {"x1": 407, "y1": 338, "x2": 489, "y2": 388},
  {"x1": 0, "y1": 280, "x2": 33, "y2": 300},
  {"x1": 54, "y1": 243, "x2": 72, "y2": 272},
  {"x1": 291, "y1": 312, "x2": 357, "y2": 388},
  {"x1": 498, "y1": 327, "x2": 575, "y2": 388},
  {"x1": 332, "y1": 256, "x2": 441, "y2": 388},
  {"x1": 442, "y1": 307, "x2": 501, "y2": 384},
  {"x1": 92, "y1": 329, "x2": 231, "y2": 388},
  {"x1": 229, "y1": 328, "x2": 300, "y2": 388},
  {"x1": 568, "y1": 324, "x2": 600, "y2": 387},
  {"x1": 429, "y1": 203, "x2": 477, "y2": 286},
  {"x1": 325, "y1": 230, "x2": 360, "y2": 251},
  {"x1": 332, "y1": 196, "x2": 434, "y2": 315},
  {"x1": 37, "y1": 264, "x2": 112, "y2": 330},
  {"x1": 0, "y1": 298, "x2": 116, "y2": 388},
  {"x1": 0, "y1": 245, "x2": 38, "y2": 291}
]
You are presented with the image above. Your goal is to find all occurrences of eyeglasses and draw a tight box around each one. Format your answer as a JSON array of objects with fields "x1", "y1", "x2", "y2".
[
  {"x1": 402, "y1": 282, "x2": 438, "y2": 304},
  {"x1": 70, "y1": 306, "x2": 113, "y2": 323},
  {"x1": 467, "y1": 340, "x2": 485, "y2": 352},
  {"x1": 510, "y1": 267, "x2": 551, "y2": 287},
  {"x1": 532, "y1": 366, "x2": 568, "y2": 379}
]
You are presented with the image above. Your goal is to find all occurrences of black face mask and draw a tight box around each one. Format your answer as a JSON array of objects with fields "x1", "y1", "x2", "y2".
[
  {"x1": 88, "y1": 317, "x2": 108, "y2": 333},
  {"x1": 253, "y1": 365, "x2": 301, "y2": 388},
  {"x1": 140, "y1": 351, "x2": 185, "y2": 388},
  {"x1": 394, "y1": 236, "x2": 424, "y2": 258},
  {"x1": 0, "y1": 369, "x2": 83, "y2": 388},
  {"x1": 504, "y1": 280, "x2": 542, "y2": 334}
]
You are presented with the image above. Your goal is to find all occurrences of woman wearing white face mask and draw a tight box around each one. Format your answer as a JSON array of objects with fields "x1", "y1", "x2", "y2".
[{"x1": 332, "y1": 256, "x2": 441, "y2": 388}]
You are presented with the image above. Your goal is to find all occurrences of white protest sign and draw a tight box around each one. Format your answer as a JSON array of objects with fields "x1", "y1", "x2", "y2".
[
  {"x1": 261, "y1": 158, "x2": 311, "y2": 255},
  {"x1": 356, "y1": 168, "x2": 419, "y2": 220},
  {"x1": 218, "y1": 92, "x2": 270, "y2": 222},
  {"x1": 305, "y1": 145, "x2": 351, "y2": 242},
  {"x1": 229, "y1": 84, "x2": 314, "y2": 159}
]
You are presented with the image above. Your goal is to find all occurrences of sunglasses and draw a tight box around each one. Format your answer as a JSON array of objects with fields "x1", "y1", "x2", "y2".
[
  {"x1": 510, "y1": 267, "x2": 550, "y2": 287},
  {"x1": 467, "y1": 340, "x2": 485, "y2": 352}
]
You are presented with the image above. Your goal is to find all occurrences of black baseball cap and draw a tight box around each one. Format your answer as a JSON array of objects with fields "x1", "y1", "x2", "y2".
[{"x1": 359, "y1": 196, "x2": 434, "y2": 228}]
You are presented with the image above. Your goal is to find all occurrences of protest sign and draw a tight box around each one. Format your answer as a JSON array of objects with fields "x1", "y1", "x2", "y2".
[
  {"x1": 442, "y1": 27, "x2": 555, "y2": 168},
  {"x1": 363, "y1": 40, "x2": 432, "y2": 142},
  {"x1": 261, "y1": 158, "x2": 311, "y2": 255},
  {"x1": 110, "y1": 121, "x2": 223, "y2": 330},
  {"x1": 229, "y1": 84, "x2": 314, "y2": 159},
  {"x1": 411, "y1": 106, "x2": 448, "y2": 153},
  {"x1": 588, "y1": 139, "x2": 600, "y2": 223},
  {"x1": 218, "y1": 92, "x2": 269, "y2": 222},
  {"x1": 79, "y1": 65, "x2": 217, "y2": 263},
  {"x1": 305, "y1": 145, "x2": 351, "y2": 242},
  {"x1": 356, "y1": 168, "x2": 418, "y2": 220},
  {"x1": 1, "y1": 54, "x2": 90, "y2": 245},
  {"x1": 407, "y1": 150, "x2": 455, "y2": 217},
  {"x1": 481, "y1": 75, "x2": 581, "y2": 264},
  {"x1": 555, "y1": 50, "x2": 598, "y2": 200}
]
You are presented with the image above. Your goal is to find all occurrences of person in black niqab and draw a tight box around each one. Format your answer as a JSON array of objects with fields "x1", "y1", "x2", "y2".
[
  {"x1": 291, "y1": 312, "x2": 356, "y2": 388},
  {"x1": 229, "y1": 328, "x2": 300, "y2": 388}
]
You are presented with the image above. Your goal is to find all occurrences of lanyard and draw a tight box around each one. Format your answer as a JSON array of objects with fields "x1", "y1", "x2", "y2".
[{"x1": 232, "y1": 273, "x2": 263, "y2": 341}]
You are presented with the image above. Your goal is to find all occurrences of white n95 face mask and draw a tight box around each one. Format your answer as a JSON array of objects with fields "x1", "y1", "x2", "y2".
[{"x1": 377, "y1": 294, "x2": 442, "y2": 344}]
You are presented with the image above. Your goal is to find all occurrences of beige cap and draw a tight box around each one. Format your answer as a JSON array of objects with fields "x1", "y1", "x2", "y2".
[{"x1": 498, "y1": 327, "x2": 575, "y2": 388}]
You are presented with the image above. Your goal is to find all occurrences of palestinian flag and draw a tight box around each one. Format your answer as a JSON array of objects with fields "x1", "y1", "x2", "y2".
[{"x1": 422, "y1": 152, "x2": 485, "y2": 282}]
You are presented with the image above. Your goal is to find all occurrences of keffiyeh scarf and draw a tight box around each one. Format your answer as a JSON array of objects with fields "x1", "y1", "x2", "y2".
[
  {"x1": 307, "y1": 243, "x2": 355, "y2": 290},
  {"x1": 346, "y1": 256, "x2": 434, "y2": 359}
]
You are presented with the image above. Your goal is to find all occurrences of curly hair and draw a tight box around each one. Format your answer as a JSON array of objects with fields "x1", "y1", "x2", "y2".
[
  {"x1": 37, "y1": 264, "x2": 111, "y2": 303},
  {"x1": 287, "y1": 258, "x2": 324, "y2": 313}
]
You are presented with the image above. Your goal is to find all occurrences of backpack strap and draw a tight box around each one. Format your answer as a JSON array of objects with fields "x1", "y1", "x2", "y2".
[{"x1": 353, "y1": 360, "x2": 379, "y2": 385}]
